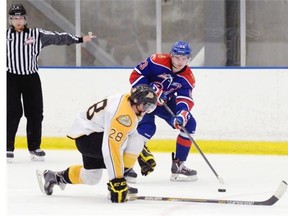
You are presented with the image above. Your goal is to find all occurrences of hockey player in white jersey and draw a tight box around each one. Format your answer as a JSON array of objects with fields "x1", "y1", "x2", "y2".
[{"x1": 36, "y1": 84, "x2": 157, "y2": 203}]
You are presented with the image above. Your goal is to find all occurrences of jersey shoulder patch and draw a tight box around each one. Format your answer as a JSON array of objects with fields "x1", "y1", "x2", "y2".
[
  {"x1": 150, "y1": 53, "x2": 171, "y2": 67},
  {"x1": 151, "y1": 53, "x2": 170, "y2": 60},
  {"x1": 180, "y1": 68, "x2": 196, "y2": 87},
  {"x1": 116, "y1": 115, "x2": 132, "y2": 127}
]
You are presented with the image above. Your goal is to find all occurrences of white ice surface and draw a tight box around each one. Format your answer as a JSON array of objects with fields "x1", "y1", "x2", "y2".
[{"x1": 7, "y1": 150, "x2": 288, "y2": 216}]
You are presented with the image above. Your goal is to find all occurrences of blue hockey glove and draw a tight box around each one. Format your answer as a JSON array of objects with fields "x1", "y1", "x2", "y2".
[
  {"x1": 107, "y1": 177, "x2": 128, "y2": 203},
  {"x1": 150, "y1": 82, "x2": 167, "y2": 106},
  {"x1": 171, "y1": 110, "x2": 191, "y2": 129}
]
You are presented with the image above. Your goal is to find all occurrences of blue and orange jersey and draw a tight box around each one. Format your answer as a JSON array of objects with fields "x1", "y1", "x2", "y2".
[{"x1": 129, "y1": 53, "x2": 195, "y2": 112}]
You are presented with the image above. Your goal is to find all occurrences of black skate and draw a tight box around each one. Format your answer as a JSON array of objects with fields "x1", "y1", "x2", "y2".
[
  {"x1": 170, "y1": 153, "x2": 198, "y2": 182},
  {"x1": 127, "y1": 185, "x2": 138, "y2": 200},
  {"x1": 36, "y1": 169, "x2": 66, "y2": 195},
  {"x1": 30, "y1": 149, "x2": 46, "y2": 161},
  {"x1": 7, "y1": 151, "x2": 14, "y2": 163}
]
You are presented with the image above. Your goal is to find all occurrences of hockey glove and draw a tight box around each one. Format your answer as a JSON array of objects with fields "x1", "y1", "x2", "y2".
[
  {"x1": 150, "y1": 82, "x2": 167, "y2": 106},
  {"x1": 107, "y1": 177, "x2": 128, "y2": 203},
  {"x1": 138, "y1": 145, "x2": 156, "y2": 176},
  {"x1": 171, "y1": 110, "x2": 191, "y2": 129}
]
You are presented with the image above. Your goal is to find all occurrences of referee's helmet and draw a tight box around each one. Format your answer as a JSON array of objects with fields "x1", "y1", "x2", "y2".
[{"x1": 9, "y1": 3, "x2": 26, "y2": 16}]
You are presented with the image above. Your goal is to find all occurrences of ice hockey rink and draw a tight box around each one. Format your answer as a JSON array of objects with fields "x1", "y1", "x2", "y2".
[{"x1": 6, "y1": 150, "x2": 288, "y2": 216}]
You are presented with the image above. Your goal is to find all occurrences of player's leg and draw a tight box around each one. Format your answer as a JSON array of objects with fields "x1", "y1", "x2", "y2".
[
  {"x1": 159, "y1": 99, "x2": 198, "y2": 181},
  {"x1": 36, "y1": 132, "x2": 104, "y2": 195},
  {"x1": 36, "y1": 168, "x2": 68, "y2": 195},
  {"x1": 37, "y1": 132, "x2": 137, "y2": 197},
  {"x1": 123, "y1": 132, "x2": 144, "y2": 183},
  {"x1": 124, "y1": 113, "x2": 157, "y2": 182},
  {"x1": 172, "y1": 114, "x2": 197, "y2": 181}
]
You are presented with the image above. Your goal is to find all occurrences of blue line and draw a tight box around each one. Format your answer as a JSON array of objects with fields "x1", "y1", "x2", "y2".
[
  {"x1": 39, "y1": 66, "x2": 134, "y2": 69},
  {"x1": 39, "y1": 66, "x2": 288, "y2": 70}
]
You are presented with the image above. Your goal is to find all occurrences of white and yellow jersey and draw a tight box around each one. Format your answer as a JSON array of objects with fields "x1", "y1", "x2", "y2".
[{"x1": 67, "y1": 93, "x2": 143, "y2": 180}]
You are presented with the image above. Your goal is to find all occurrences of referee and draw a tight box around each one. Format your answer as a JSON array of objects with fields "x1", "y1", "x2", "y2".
[{"x1": 6, "y1": 3, "x2": 96, "y2": 162}]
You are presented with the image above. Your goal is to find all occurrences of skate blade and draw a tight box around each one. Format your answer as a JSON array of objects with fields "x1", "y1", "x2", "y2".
[
  {"x1": 170, "y1": 173, "x2": 198, "y2": 182},
  {"x1": 36, "y1": 169, "x2": 46, "y2": 194},
  {"x1": 127, "y1": 193, "x2": 137, "y2": 201},
  {"x1": 59, "y1": 182, "x2": 66, "y2": 191},
  {"x1": 7, "y1": 158, "x2": 13, "y2": 163},
  {"x1": 31, "y1": 155, "x2": 45, "y2": 161}
]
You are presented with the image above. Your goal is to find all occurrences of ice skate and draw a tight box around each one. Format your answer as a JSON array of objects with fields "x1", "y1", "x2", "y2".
[
  {"x1": 30, "y1": 149, "x2": 46, "y2": 161},
  {"x1": 170, "y1": 153, "x2": 197, "y2": 181},
  {"x1": 36, "y1": 169, "x2": 66, "y2": 195},
  {"x1": 7, "y1": 151, "x2": 14, "y2": 163},
  {"x1": 127, "y1": 185, "x2": 138, "y2": 200},
  {"x1": 124, "y1": 168, "x2": 138, "y2": 183}
]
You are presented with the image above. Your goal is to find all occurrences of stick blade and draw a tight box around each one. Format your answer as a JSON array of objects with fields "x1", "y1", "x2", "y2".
[
  {"x1": 274, "y1": 180, "x2": 288, "y2": 200},
  {"x1": 218, "y1": 176, "x2": 225, "y2": 185}
]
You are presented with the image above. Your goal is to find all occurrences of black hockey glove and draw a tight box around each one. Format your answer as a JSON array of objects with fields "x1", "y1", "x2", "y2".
[
  {"x1": 107, "y1": 177, "x2": 128, "y2": 203},
  {"x1": 138, "y1": 145, "x2": 156, "y2": 176}
]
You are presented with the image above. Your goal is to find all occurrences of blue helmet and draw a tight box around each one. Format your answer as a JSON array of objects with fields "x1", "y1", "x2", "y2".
[{"x1": 170, "y1": 41, "x2": 192, "y2": 57}]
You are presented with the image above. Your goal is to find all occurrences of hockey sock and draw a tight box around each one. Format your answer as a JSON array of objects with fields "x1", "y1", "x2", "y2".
[{"x1": 175, "y1": 134, "x2": 191, "y2": 161}]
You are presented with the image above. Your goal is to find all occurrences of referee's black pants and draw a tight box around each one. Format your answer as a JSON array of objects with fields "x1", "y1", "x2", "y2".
[{"x1": 7, "y1": 73, "x2": 44, "y2": 152}]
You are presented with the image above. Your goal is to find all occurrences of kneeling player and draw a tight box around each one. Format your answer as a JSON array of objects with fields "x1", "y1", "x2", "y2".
[{"x1": 36, "y1": 85, "x2": 157, "y2": 203}]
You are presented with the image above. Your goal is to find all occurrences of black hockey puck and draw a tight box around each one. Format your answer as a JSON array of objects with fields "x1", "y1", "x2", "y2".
[{"x1": 218, "y1": 189, "x2": 226, "y2": 192}]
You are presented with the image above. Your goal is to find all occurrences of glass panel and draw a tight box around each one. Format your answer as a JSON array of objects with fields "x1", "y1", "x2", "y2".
[
  {"x1": 246, "y1": 0, "x2": 288, "y2": 66},
  {"x1": 204, "y1": 0, "x2": 226, "y2": 66},
  {"x1": 7, "y1": 0, "x2": 287, "y2": 67},
  {"x1": 80, "y1": 0, "x2": 156, "y2": 66},
  {"x1": 162, "y1": 0, "x2": 205, "y2": 65}
]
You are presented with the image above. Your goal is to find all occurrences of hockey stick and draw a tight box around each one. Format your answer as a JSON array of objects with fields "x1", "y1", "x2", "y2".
[
  {"x1": 163, "y1": 103, "x2": 225, "y2": 184},
  {"x1": 128, "y1": 180, "x2": 287, "y2": 206}
]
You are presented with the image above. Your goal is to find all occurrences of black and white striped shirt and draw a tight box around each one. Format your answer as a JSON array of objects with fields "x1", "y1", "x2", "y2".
[{"x1": 6, "y1": 27, "x2": 83, "y2": 75}]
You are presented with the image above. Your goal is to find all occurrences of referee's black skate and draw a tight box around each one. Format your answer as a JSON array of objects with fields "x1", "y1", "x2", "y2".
[
  {"x1": 30, "y1": 149, "x2": 46, "y2": 161},
  {"x1": 36, "y1": 169, "x2": 66, "y2": 195},
  {"x1": 7, "y1": 151, "x2": 14, "y2": 163},
  {"x1": 170, "y1": 152, "x2": 198, "y2": 181}
]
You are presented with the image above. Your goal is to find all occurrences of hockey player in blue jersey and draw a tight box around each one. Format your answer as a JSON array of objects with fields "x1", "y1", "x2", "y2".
[{"x1": 127, "y1": 41, "x2": 197, "y2": 181}]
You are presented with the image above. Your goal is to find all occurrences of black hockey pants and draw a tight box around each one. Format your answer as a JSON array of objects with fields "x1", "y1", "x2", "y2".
[{"x1": 75, "y1": 132, "x2": 106, "y2": 170}]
